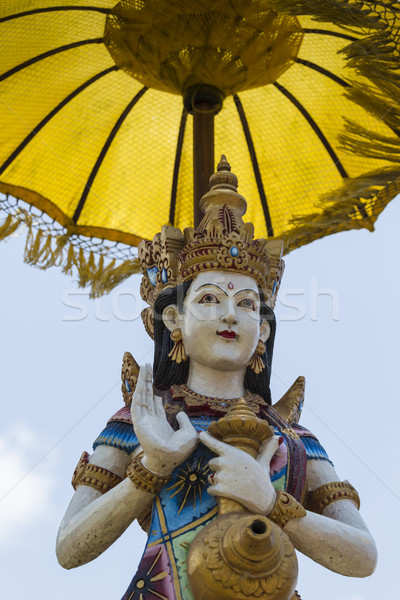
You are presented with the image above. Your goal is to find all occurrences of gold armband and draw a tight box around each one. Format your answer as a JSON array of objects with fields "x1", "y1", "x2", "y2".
[
  {"x1": 126, "y1": 451, "x2": 170, "y2": 495},
  {"x1": 305, "y1": 481, "x2": 360, "y2": 514},
  {"x1": 71, "y1": 451, "x2": 123, "y2": 493},
  {"x1": 268, "y1": 491, "x2": 306, "y2": 529}
]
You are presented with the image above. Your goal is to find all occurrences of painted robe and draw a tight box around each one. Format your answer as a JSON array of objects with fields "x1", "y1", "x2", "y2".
[{"x1": 91, "y1": 386, "x2": 332, "y2": 600}]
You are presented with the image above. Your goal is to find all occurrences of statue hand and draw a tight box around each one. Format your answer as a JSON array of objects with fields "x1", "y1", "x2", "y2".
[
  {"x1": 131, "y1": 363, "x2": 199, "y2": 477},
  {"x1": 200, "y1": 431, "x2": 278, "y2": 515}
]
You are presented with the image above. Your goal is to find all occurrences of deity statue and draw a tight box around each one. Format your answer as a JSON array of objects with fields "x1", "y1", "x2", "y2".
[{"x1": 56, "y1": 157, "x2": 377, "y2": 600}]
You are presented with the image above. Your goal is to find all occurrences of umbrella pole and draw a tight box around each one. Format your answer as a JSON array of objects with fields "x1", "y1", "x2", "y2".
[{"x1": 193, "y1": 104, "x2": 215, "y2": 228}]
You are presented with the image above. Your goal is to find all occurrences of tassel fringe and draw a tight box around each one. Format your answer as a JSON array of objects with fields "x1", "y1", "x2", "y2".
[
  {"x1": 0, "y1": 208, "x2": 140, "y2": 297},
  {"x1": 282, "y1": 166, "x2": 400, "y2": 254},
  {"x1": 269, "y1": 1, "x2": 400, "y2": 164}
]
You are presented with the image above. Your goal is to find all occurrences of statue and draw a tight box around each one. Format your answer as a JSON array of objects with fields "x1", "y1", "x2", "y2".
[{"x1": 56, "y1": 157, "x2": 377, "y2": 599}]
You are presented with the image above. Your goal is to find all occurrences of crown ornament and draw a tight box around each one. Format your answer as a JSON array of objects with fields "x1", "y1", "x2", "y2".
[{"x1": 138, "y1": 156, "x2": 284, "y2": 338}]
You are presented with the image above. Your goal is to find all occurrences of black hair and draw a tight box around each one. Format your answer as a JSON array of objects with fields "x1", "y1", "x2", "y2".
[{"x1": 153, "y1": 281, "x2": 276, "y2": 404}]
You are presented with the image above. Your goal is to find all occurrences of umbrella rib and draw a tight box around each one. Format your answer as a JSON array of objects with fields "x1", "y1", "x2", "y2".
[
  {"x1": 296, "y1": 60, "x2": 400, "y2": 140},
  {"x1": 302, "y1": 28, "x2": 358, "y2": 42},
  {"x1": 233, "y1": 94, "x2": 274, "y2": 237},
  {"x1": 0, "y1": 38, "x2": 103, "y2": 83},
  {"x1": 169, "y1": 110, "x2": 188, "y2": 227},
  {"x1": 72, "y1": 86, "x2": 148, "y2": 225},
  {"x1": 0, "y1": 66, "x2": 118, "y2": 177},
  {"x1": 295, "y1": 58, "x2": 350, "y2": 88},
  {"x1": 0, "y1": 6, "x2": 111, "y2": 24},
  {"x1": 273, "y1": 82, "x2": 349, "y2": 179}
]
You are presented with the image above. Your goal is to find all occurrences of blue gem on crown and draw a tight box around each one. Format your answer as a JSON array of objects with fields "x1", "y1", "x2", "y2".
[
  {"x1": 230, "y1": 246, "x2": 239, "y2": 257},
  {"x1": 147, "y1": 266, "x2": 158, "y2": 287}
]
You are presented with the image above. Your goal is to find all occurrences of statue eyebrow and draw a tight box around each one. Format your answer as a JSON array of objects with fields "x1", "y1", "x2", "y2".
[
  {"x1": 194, "y1": 283, "x2": 227, "y2": 295},
  {"x1": 234, "y1": 288, "x2": 259, "y2": 297}
]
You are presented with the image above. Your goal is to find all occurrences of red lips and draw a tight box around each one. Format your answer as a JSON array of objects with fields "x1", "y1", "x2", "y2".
[{"x1": 217, "y1": 330, "x2": 237, "y2": 339}]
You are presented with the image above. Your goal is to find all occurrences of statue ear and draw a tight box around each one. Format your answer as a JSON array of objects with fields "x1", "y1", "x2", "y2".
[
  {"x1": 162, "y1": 304, "x2": 181, "y2": 333},
  {"x1": 259, "y1": 319, "x2": 271, "y2": 343}
]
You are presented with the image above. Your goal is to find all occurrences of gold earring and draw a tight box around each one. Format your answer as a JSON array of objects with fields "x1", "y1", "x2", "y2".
[
  {"x1": 168, "y1": 328, "x2": 189, "y2": 364},
  {"x1": 248, "y1": 340, "x2": 266, "y2": 374}
]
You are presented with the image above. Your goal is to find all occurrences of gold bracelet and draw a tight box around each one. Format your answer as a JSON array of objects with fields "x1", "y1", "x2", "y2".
[
  {"x1": 268, "y1": 491, "x2": 306, "y2": 529},
  {"x1": 305, "y1": 480, "x2": 360, "y2": 514},
  {"x1": 126, "y1": 451, "x2": 170, "y2": 495},
  {"x1": 71, "y1": 451, "x2": 123, "y2": 493}
]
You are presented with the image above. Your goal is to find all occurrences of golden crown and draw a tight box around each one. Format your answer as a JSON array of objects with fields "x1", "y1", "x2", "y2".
[{"x1": 138, "y1": 156, "x2": 284, "y2": 338}]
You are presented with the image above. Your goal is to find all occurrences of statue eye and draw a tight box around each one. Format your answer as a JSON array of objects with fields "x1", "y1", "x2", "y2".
[
  {"x1": 238, "y1": 298, "x2": 255, "y2": 310},
  {"x1": 199, "y1": 293, "x2": 219, "y2": 304}
]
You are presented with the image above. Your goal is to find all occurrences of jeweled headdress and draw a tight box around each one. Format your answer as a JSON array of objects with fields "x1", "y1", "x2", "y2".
[{"x1": 139, "y1": 156, "x2": 284, "y2": 338}]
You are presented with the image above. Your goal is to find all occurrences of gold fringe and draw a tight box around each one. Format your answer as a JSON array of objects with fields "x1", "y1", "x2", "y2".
[
  {"x1": 281, "y1": 166, "x2": 400, "y2": 254},
  {"x1": 266, "y1": 1, "x2": 386, "y2": 30},
  {"x1": 0, "y1": 213, "x2": 20, "y2": 240},
  {"x1": 340, "y1": 120, "x2": 400, "y2": 162},
  {"x1": 269, "y1": 1, "x2": 400, "y2": 164},
  {"x1": 0, "y1": 211, "x2": 140, "y2": 297}
]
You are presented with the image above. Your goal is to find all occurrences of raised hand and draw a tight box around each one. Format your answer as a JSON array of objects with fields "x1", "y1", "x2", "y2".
[
  {"x1": 131, "y1": 363, "x2": 199, "y2": 476},
  {"x1": 200, "y1": 431, "x2": 278, "y2": 514}
]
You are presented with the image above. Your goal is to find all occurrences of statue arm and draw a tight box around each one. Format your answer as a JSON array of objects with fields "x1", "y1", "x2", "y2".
[
  {"x1": 57, "y1": 364, "x2": 199, "y2": 570},
  {"x1": 56, "y1": 444, "x2": 153, "y2": 569},
  {"x1": 283, "y1": 458, "x2": 377, "y2": 577}
]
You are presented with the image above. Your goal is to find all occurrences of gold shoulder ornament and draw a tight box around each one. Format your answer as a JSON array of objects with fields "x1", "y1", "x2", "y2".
[
  {"x1": 273, "y1": 376, "x2": 305, "y2": 425},
  {"x1": 71, "y1": 451, "x2": 123, "y2": 494},
  {"x1": 305, "y1": 481, "x2": 361, "y2": 514}
]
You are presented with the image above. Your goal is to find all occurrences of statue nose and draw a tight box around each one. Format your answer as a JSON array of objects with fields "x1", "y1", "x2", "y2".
[{"x1": 221, "y1": 312, "x2": 237, "y2": 325}]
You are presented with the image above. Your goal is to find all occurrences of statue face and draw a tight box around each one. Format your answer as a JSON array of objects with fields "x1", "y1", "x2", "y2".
[{"x1": 179, "y1": 271, "x2": 269, "y2": 372}]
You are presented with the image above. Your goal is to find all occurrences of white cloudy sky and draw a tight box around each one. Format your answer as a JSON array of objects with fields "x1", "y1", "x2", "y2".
[{"x1": 0, "y1": 196, "x2": 399, "y2": 600}]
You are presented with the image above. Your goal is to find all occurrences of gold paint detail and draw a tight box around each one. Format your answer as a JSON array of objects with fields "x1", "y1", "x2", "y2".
[
  {"x1": 138, "y1": 157, "x2": 285, "y2": 322},
  {"x1": 136, "y1": 579, "x2": 145, "y2": 589},
  {"x1": 104, "y1": 2, "x2": 303, "y2": 96},
  {"x1": 268, "y1": 491, "x2": 307, "y2": 530},
  {"x1": 141, "y1": 307, "x2": 155, "y2": 340},
  {"x1": 121, "y1": 351, "x2": 140, "y2": 406},
  {"x1": 280, "y1": 427, "x2": 300, "y2": 440},
  {"x1": 168, "y1": 328, "x2": 189, "y2": 364},
  {"x1": 165, "y1": 457, "x2": 210, "y2": 514},
  {"x1": 147, "y1": 547, "x2": 164, "y2": 576},
  {"x1": 248, "y1": 339, "x2": 267, "y2": 374},
  {"x1": 126, "y1": 451, "x2": 171, "y2": 495},
  {"x1": 167, "y1": 384, "x2": 268, "y2": 416},
  {"x1": 187, "y1": 401, "x2": 299, "y2": 599},
  {"x1": 207, "y1": 398, "x2": 274, "y2": 458},
  {"x1": 150, "y1": 571, "x2": 168, "y2": 583},
  {"x1": 273, "y1": 377, "x2": 305, "y2": 425},
  {"x1": 147, "y1": 505, "x2": 219, "y2": 548},
  {"x1": 71, "y1": 451, "x2": 122, "y2": 493},
  {"x1": 305, "y1": 481, "x2": 360, "y2": 514}
]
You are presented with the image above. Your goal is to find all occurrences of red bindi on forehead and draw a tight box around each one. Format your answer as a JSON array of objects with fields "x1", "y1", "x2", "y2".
[{"x1": 228, "y1": 282, "x2": 234, "y2": 289}]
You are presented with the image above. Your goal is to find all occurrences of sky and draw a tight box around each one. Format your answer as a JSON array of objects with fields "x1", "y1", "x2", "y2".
[{"x1": 0, "y1": 195, "x2": 399, "y2": 600}]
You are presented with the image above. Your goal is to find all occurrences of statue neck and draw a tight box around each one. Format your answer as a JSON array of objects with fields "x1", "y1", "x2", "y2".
[{"x1": 186, "y1": 362, "x2": 246, "y2": 399}]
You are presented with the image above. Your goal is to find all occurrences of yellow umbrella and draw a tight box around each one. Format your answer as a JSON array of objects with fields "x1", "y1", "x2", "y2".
[{"x1": 0, "y1": 0, "x2": 399, "y2": 295}]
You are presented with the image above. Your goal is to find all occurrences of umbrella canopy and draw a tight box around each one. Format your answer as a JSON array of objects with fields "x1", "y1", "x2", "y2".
[{"x1": 0, "y1": 0, "x2": 399, "y2": 295}]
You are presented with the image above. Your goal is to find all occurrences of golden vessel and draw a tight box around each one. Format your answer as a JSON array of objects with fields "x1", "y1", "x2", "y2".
[{"x1": 187, "y1": 400, "x2": 298, "y2": 600}]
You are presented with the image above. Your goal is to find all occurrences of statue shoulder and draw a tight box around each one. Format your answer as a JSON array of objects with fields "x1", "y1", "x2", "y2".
[{"x1": 272, "y1": 376, "x2": 305, "y2": 426}]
